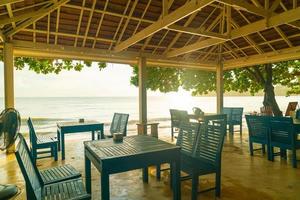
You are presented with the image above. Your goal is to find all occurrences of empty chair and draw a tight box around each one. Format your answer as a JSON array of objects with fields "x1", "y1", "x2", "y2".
[
  {"x1": 245, "y1": 115, "x2": 270, "y2": 160},
  {"x1": 97, "y1": 113, "x2": 129, "y2": 139},
  {"x1": 27, "y1": 118, "x2": 58, "y2": 163},
  {"x1": 269, "y1": 117, "x2": 300, "y2": 168},
  {"x1": 15, "y1": 135, "x2": 91, "y2": 200},
  {"x1": 19, "y1": 135, "x2": 81, "y2": 186},
  {"x1": 170, "y1": 109, "x2": 189, "y2": 138},
  {"x1": 222, "y1": 107, "x2": 243, "y2": 134},
  {"x1": 180, "y1": 114, "x2": 227, "y2": 200},
  {"x1": 285, "y1": 102, "x2": 298, "y2": 116}
]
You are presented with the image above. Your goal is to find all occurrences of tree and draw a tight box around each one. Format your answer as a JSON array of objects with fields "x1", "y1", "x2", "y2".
[{"x1": 130, "y1": 60, "x2": 300, "y2": 116}]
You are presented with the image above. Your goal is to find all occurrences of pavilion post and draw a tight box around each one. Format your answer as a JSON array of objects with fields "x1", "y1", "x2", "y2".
[
  {"x1": 3, "y1": 42, "x2": 15, "y2": 109},
  {"x1": 3, "y1": 42, "x2": 15, "y2": 153},
  {"x1": 216, "y1": 62, "x2": 224, "y2": 114},
  {"x1": 138, "y1": 56, "x2": 147, "y2": 135}
]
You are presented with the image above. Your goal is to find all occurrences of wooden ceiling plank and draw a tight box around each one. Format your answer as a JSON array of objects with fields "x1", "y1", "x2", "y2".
[
  {"x1": 82, "y1": 0, "x2": 97, "y2": 47},
  {"x1": 0, "y1": 0, "x2": 23, "y2": 7},
  {"x1": 33, "y1": 22, "x2": 36, "y2": 43},
  {"x1": 47, "y1": 14, "x2": 50, "y2": 44},
  {"x1": 114, "y1": 0, "x2": 215, "y2": 52},
  {"x1": 92, "y1": 0, "x2": 109, "y2": 48},
  {"x1": 132, "y1": 0, "x2": 152, "y2": 36},
  {"x1": 5, "y1": 0, "x2": 70, "y2": 37},
  {"x1": 167, "y1": 6, "x2": 300, "y2": 57},
  {"x1": 274, "y1": 26, "x2": 293, "y2": 47}
]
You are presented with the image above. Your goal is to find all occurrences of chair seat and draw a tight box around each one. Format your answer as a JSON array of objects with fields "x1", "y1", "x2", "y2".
[
  {"x1": 40, "y1": 164, "x2": 81, "y2": 185},
  {"x1": 42, "y1": 178, "x2": 90, "y2": 200},
  {"x1": 37, "y1": 135, "x2": 57, "y2": 145},
  {"x1": 180, "y1": 153, "x2": 216, "y2": 175}
]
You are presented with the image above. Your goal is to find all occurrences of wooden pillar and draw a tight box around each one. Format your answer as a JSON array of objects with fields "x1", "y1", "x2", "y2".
[
  {"x1": 138, "y1": 57, "x2": 147, "y2": 135},
  {"x1": 216, "y1": 62, "x2": 224, "y2": 114},
  {"x1": 3, "y1": 43, "x2": 14, "y2": 109}
]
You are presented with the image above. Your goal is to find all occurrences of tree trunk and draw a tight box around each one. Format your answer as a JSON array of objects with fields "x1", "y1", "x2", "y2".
[{"x1": 263, "y1": 64, "x2": 283, "y2": 116}]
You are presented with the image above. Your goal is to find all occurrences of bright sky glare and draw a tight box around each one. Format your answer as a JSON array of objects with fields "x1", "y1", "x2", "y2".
[{"x1": 0, "y1": 62, "x2": 189, "y2": 97}]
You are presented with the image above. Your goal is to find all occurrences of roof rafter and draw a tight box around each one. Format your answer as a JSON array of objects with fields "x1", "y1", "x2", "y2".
[
  {"x1": 167, "y1": 6, "x2": 300, "y2": 57},
  {"x1": 4, "y1": 0, "x2": 70, "y2": 38},
  {"x1": 216, "y1": 0, "x2": 268, "y2": 17},
  {"x1": 114, "y1": 0, "x2": 215, "y2": 52},
  {"x1": 0, "y1": 0, "x2": 23, "y2": 7}
]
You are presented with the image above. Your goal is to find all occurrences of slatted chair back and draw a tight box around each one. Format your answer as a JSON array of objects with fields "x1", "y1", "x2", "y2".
[
  {"x1": 269, "y1": 117, "x2": 295, "y2": 147},
  {"x1": 170, "y1": 109, "x2": 189, "y2": 127},
  {"x1": 245, "y1": 115, "x2": 269, "y2": 140},
  {"x1": 193, "y1": 115, "x2": 227, "y2": 166},
  {"x1": 231, "y1": 108, "x2": 243, "y2": 123},
  {"x1": 15, "y1": 135, "x2": 42, "y2": 200},
  {"x1": 27, "y1": 117, "x2": 38, "y2": 147},
  {"x1": 110, "y1": 113, "x2": 129, "y2": 136},
  {"x1": 176, "y1": 122, "x2": 200, "y2": 156},
  {"x1": 285, "y1": 102, "x2": 298, "y2": 116},
  {"x1": 260, "y1": 106, "x2": 273, "y2": 116}
]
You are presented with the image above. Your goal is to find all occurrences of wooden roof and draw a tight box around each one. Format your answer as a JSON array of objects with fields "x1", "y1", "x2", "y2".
[{"x1": 1, "y1": 0, "x2": 300, "y2": 70}]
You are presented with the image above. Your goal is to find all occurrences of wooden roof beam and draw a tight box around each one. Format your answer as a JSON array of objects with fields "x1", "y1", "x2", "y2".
[
  {"x1": 167, "y1": 25, "x2": 230, "y2": 40},
  {"x1": 167, "y1": 6, "x2": 300, "y2": 57},
  {"x1": 216, "y1": 0, "x2": 268, "y2": 17},
  {"x1": 224, "y1": 46, "x2": 300, "y2": 69},
  {"x1": 0, "y1": 0, "x2": 23, "y2": 6},
  {"x1": 4, "y1": 0, "x2": 70, "y2": 37},
  {"x1": 114, "y1": 0, "x2": 215, "y2": 52}
]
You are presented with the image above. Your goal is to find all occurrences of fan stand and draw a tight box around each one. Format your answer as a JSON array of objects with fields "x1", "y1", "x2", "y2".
[{"x1": 0, "y1": 184, "x2": 18, "y2": 199}]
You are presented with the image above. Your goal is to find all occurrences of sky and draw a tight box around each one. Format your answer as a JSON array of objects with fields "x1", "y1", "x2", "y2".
[{"x1": 0, "y1": 62, "x2": 186, "y2": 97}]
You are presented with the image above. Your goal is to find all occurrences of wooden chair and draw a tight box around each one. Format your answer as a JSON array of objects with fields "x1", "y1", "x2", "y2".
[
  {"x1": 170, "y1": 109, "x2": 189, "y2": 138},
  {"x1": 27, "y1": 118, "x2": 58, "y2": 163},
  {"x1": 180, "y1": 115, "x2": 227, "y2": 200},
  {"x1": 15, "y1": 135, "x2": 91, "y2": 200},
  {"x1": 97, "y1": 113, "x2": 129, "y2": 139},
  {"x1": 19, "y1": 136, "x2": 81, "y2": 186},
  {"x1": 285, "y1": 102, "x2": 298, "y2": 116},
  {"x1": 269, "y1": 117, "x2": 300, "y2": 168},
  {"x1": 222, "y1": 107, "x2": 243, "y2": 134},
  {"x1": 245, "y1": 115, "x2": 270, "y2": 160}
]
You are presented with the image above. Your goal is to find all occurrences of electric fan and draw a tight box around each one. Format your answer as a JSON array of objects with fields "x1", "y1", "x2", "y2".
[{"x1": 0, "y1": 108, "x2": 21, "y2": 200}]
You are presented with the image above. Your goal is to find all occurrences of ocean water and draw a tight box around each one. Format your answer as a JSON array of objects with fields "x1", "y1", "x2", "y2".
[{"x1": 0, "y1": 95, "x2": 299, "y2": 134}]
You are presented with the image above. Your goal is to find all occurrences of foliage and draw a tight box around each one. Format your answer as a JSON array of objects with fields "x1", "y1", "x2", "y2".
[{"x1": 130, "y1": 60, "x2": 300, "y2": 96}]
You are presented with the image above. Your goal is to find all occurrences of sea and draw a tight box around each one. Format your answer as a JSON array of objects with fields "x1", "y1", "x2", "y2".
[{"x1": 0, "y1": 95, "x2": 299, "y2": 134}]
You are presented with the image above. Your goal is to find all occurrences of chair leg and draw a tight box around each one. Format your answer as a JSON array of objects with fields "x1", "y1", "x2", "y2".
[
  {"x1": 270, "y1": 146, "x2": 274, "y2": 161},
  {"x1": 171, "y1": 126, "x2": 174, "y2": 139},
  {"x1": 191, "y1": 173, "x2": 199, "y2": 200},
  {"x1": 249, "y1": 141, "x2": 254, "y2": 156},
  {"x1": 53, "y1": 144, "x2": 58, "y2": 161},
  {"x1": 262, "y1": 144, "x2": 266, "y2": 154},
  {"x1": 215, "y1": 170, "x2": 221, "y2": 197},
  {"x1": 292, "y1": 149, "x2": 297, "y2": 168},
  {"x1": 240, "y1": 124, "x2": 242, "y2": 135},
  {"x1": 156, "y1": 165, "x2": 161, "y2": 180}
]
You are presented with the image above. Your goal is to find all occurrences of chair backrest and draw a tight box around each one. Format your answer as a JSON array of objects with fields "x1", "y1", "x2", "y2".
[
  {"x1": 176, "y1": 122, "x2": 200, "y2": 156},
  {"x1": 260, "y1": 106, "x2": 273, "y2": 116},
  {"x1": 222, "y1": 107, "x2": 232, "y2": 122},
  {"x1": 15, "y1": 135, "x2": 42, "y2": 200},
  {"x1": 193, "y1": 114, "x2": 227, "y2": 166},
  {"x1": 170, "y1": 109, "x2": 189, "y2": 127},
  {"x1": 285, "y1": 102, "x2": 298, "y2": 116},
  {"x1": 231, "y1": 108, "x2": 243, "y2": 123},
  {"x1": 245, "y1": 115, "x2": 269, "y2": 140},
  {"x1": 269, "y1": 116, "x2": 295, "y2": 147},
  {"x1": 110, "y1": 113, "x2": 129, "y2": 136},
  {"x1": 27, "y1": 117, "x2": 38, "y2": 146}
]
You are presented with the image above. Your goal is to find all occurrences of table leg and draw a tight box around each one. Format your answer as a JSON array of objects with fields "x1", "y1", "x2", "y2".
[
  {"x1": 156, "y1": 165, "x2": 161, "y2": 180},
  {"x1": 62, "y1": 132, "x2": 65, "y2": 160},
  {"x1": 85, "y1": 155, "x2": 91, "y2": 194},
  {"x1": 101, "y1": 172, "x2": 110, "y2": 200},
  {"x1": 57, "y1": 129, "x2": 61, "y2": 151},
  {"x1": 92, "y1": 131, "x2": 95, "y2": 140},
  {"x1": 172, "y1": 160, "x2": 181, "y2": 200},
  {"x1": 143, "y1": 167, "x2": 148, "y2": 183}
]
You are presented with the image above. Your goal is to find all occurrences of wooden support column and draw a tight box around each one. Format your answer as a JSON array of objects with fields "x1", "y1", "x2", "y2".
[
  {"x1": 138, "y1": 57, "x2": 147, "y2": 135},
  {"x1": 3, "y1": 42, "x2": 14, "y2": 109},
  {"x1": 216, "y1": 62, "x2": 224, "y2": 114}
]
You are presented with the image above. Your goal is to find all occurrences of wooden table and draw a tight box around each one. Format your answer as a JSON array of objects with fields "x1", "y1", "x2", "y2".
[
  {"x1": 57, "y1": 120, "x2": 104, "y2": 160},
  {"x1": 84, "y1": 135, "x2": 181, "y2": 200}
]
